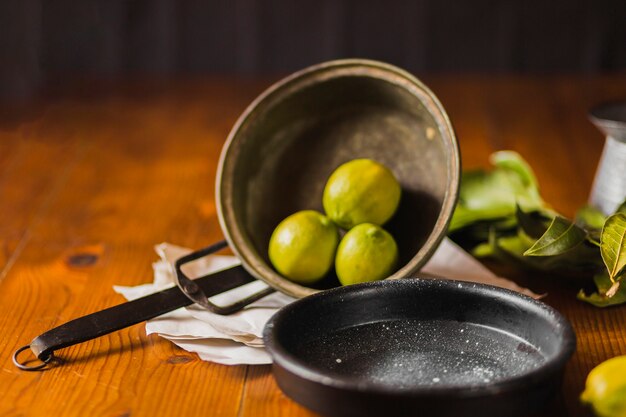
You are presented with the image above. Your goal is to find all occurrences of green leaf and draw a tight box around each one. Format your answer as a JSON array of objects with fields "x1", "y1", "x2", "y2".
[
  {"x1": 515, "y1": 205, "x2": 550, "y2": 239},
  {"x1": 449, "y1": 177, "x2": 515, "y2": 232},
  {"x1": 490, "y1": 151, "x2": 544, "y2": 209},
  {"x1": 575, "y1": 205, "x2": 607, "y2": 230},
  {"x1": 577, "y1": 271, "x2": 626, "y2": 307},
  {"x1": 490, "y1": 151, "x2": 539, "y2": 191},
  {"x1": 449, "y1": 151, "x2": 548, "y2": 233},
  {"x1": 483, "y1": 227, "x2": 600, "y2": 273},
  {"x1": 450, "y1": 217, "x2": 517, "y2": 244},
  {"x1": 616, "y1": 200, "x2": 626, "y2": 215},
  {"x1": 524, "y1": 216, "x2": 587, "y2": 257},
  {"x1": 600, "y1": 213, "x2": 626, "y2": 281},
  {"x1": 472, "y1": 241, "x2": 494, "y2": 258},
  {"x1": 496, "y1": 232, "x2": 535, "y2": 262},
  {"x1": 573, "y1": 205, "x2": 604, "y2": 247}
]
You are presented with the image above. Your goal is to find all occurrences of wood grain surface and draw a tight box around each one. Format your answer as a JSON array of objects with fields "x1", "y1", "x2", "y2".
[{"x1": 1, "y1": 74, "x2": 626, "y2": 417}]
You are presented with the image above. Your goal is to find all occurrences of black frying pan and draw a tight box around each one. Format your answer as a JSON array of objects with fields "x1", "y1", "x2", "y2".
[{"x1": 264, "y1": 278, "x2": 575, "y2": 417}]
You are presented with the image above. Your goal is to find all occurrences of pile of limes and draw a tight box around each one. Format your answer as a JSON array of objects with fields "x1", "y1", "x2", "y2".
[{"x1": 268, "y1": 158, "x2": 401, "y2": 286}]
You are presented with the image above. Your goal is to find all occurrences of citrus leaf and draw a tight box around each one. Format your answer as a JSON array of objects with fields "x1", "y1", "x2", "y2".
[
  {"x1": 450, "y1": 151, "x2": 553, "y2": 233},
  {"x1": 449, "y1": 170, "x2": 518, "y2": 232},
  {"x1": 490, "y1": 151, "x2": 545, "y2": 210},
  {"x1": 483, "y1": 227, "x2": 600, "y2": 273},
  {"x1": 616, "y1": 200, "x2": 626, "y2": 215},
  {"x1": 524, "y1": 216, "x2": 587, "y2": 257},
  {"x1": 472, "y1": 241, "x2": 494, "y2": 258},
  {"x1": 490, "y1": 151, "x2": 539, "y2": 191},
  {"x1": 515, "y1": 205, "x2": 550, "y2": 239},
  {"x1": 577, "y1": 271, "x2": 626, "y2": 307},
  {"x1": 600, "y1": 213, "x2": 626, "y2": 281},
  {"x1": 575, "y1": 205, "x2": 606, "y2": 230}
]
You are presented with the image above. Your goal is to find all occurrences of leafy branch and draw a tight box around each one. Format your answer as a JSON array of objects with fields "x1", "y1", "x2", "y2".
[{"x1": 448, "y1": 151, "x2": 626, "y2": 307}]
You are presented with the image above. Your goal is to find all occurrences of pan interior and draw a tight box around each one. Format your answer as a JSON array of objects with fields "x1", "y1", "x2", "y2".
[
  {"x1": 268, "y1": 279, "x2": 573, "y2": 391},
  {"x1": 288, "y1": 318, "x2": 544, "y2": 388}
]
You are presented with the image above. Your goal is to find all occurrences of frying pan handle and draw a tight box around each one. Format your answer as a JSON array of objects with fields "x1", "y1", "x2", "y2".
[
  {"x1": 173, "y1": 240, "x2": 275, "y2": 315},
  {"x1": 12, "y1": 241, "x2": 275, "y2": 371}
]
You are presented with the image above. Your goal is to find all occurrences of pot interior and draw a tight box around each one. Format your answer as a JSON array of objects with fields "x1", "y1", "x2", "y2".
[{"x1": 219, "y1": 61, "x2": 458, "y2": 296}]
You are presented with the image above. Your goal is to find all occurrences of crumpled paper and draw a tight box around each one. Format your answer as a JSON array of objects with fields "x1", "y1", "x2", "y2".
[{"x1": 114, "y1": 238, "x2": 538, "y2": 365}]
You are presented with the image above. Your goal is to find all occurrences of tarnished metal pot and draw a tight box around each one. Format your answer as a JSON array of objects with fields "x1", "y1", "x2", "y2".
[{"x1": 217, "y1": 59, "x2": 460, "y2": 298}]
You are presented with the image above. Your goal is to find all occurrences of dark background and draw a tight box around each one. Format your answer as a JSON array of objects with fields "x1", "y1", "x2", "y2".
[{"x1": 1, "y1": 0, "x2": 625, "y2": 102}]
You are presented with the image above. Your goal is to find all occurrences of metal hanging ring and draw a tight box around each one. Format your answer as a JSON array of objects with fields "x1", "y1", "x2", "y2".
[{"x1": 12, "y1": 345, "x2": 54, "y2": 371}]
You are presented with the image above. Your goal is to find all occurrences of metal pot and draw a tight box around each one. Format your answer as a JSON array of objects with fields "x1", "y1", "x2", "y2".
[{"x1": 217, "y1": 59, "x2": 460, "y2": 298}]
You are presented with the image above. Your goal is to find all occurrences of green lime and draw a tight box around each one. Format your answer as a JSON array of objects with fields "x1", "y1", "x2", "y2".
[
  {"x1": 323, "y1": 159, "x2": 401, "y2": 230},
  {"x1": 581, "y1": 355, "x2": 626, "y2": 417},
  {"x1": 268, "y1": 210, "x2": 339, "y2": 284},
  {"x1": 335, "y1": 223, "x2": 398, "y2": 286}
]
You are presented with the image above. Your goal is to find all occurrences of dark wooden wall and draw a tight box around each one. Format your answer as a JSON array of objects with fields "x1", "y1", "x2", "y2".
[{"x1": 1, "y1": 0, "x2": 625, "y2": 101}]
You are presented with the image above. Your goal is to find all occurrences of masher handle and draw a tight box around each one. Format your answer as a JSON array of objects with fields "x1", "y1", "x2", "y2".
[{"x1": 13, "y1": 242, "x2": 272, "y2": 371}]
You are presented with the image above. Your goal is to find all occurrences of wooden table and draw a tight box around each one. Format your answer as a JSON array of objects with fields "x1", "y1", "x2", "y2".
[{"x1": 1, "y1": 74, "x2": 626, "y2": 417}]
